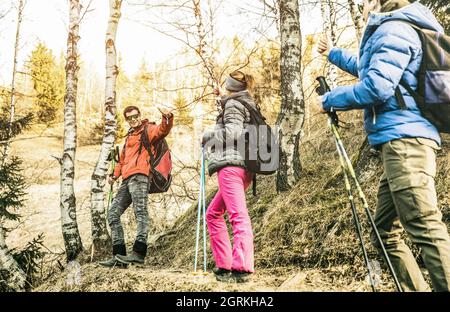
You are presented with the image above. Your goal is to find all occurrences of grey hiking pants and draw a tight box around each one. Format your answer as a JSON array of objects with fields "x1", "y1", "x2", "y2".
[{"x1": 107, "y1": 174, "x2": 149, "y2": 249}]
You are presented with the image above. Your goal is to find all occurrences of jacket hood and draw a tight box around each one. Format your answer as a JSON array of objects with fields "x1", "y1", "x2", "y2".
[
  {"x1": 220, "y1": 90, "x2": 256, "y2": 108},
  {"x1": 367, "y1": 1, "x2": 444, "y2": 33}
]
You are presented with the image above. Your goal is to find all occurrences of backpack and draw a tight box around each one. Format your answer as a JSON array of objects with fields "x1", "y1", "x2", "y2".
[
  {"x1": 391, "y1": 20, "x2": 450, "y2": 133},
  {"x1": 137, "y1": 123, "x2": 173, "y2": 194},
  {"x1": 224, "y1": 98, "x2": 279, "y2": 195}
]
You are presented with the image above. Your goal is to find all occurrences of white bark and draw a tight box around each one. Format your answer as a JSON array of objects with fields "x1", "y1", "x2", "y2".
[
  {"x1": 347, "y1": 0, "x2": 364, "y2": 42},
  {"x1": 321, "y1": 0, "x2": 339, "y2": 89},
  {"x1": 60, "y1": 0, "x2": 83, "y2": 261},
  {"x1": 2, "y1": 0, "x2": 25, "y2": 165},
  {"x1": 0, "y1": 224, "x2": 26, "y2": 291},
  {"x1": 90, "y1": 0, "x2": 122, "y2": 256},
  {"x1": 276, "y1": 0, "x2": 305, "y2": 191}
]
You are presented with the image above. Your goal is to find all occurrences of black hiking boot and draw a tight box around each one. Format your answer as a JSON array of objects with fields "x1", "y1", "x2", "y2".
[
  {"x1": 115, "y1": 251, "x2": 145, "y2": 265},
  {"x1": 213, "y1": 267, "x2": 231, "y2": 282},
  {"x1": 98, "y1": 256, "x2": 128, "y2": 268},
  {"x1": 213, "y1": 268, "x2": 231, "y2": 276},
  {"x1": 231, "y1": 271, "x2": 252, "y2": 283}
]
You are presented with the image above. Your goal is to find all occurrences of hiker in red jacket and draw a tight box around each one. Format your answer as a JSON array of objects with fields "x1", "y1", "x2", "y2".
[{"x1": 99, "y1": 105, "x2": 173, "y2": 267}]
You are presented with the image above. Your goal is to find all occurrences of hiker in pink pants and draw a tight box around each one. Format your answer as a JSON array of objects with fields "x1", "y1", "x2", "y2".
[
  {"x1": 202, "y1": 70, "x2": 257, "y2": 283},
  {"x1": 207, "y1": 167, "x2": 254, "y2": 279}
]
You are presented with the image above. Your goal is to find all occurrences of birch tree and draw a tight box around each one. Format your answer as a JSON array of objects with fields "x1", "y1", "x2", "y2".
[
  {"x1": 90, "y1": 0, "x2": 122, "y2": 257},
  {"x1": 60, "y1": 0, "x2": 83, "y2": 261},
  {"x1": 2, "y1": 0, "x2": 25, "y2": 165},
  {"x1": 348, "y1": 0, "x2": 364, "y2": 41},
  {"x1": 320, "y1": 0, "x2": 338, "y2": 89},
  {"x1": 276, "y1": 0, "x2": 305, "y2": 191}
]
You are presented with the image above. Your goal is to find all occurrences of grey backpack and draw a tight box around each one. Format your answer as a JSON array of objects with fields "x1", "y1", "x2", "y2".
[{"x1": 392, "y1": 20, "x2": 450, "y2": 132}]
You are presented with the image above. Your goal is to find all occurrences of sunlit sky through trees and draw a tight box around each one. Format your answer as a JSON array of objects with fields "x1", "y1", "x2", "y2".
[{"x1": 0, "y1": 0, "x2": 333, "y2": 85}]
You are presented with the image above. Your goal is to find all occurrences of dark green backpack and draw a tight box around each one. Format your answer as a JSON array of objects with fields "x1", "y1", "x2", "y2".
[{"x1": 392, "y1": 20, "x2": 450, "y2": 133}]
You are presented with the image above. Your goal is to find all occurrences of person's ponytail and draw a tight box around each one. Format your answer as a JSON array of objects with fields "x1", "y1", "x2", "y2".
[{"x1": 244, "y1": 73, "x2": 255, "y2": 95}]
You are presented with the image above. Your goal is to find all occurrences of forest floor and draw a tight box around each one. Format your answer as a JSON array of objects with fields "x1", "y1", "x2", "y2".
[
  {"x1": 7, "y1": 128, "x2": 98, "y2": 253},
  {"x1": 10, "y1": 124, "x2": 443, "y2": 292},
  {"x1": 34, "y1": 262, "x2": 388, "y2": 292}
]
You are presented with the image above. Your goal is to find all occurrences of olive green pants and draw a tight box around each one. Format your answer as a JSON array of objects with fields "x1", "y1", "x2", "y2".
[{"x1": 372, "y1": 137, "x2": 450, "y2": 292}]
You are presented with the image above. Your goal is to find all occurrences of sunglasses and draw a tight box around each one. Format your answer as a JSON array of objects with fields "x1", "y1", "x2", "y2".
[{"x1": 125, "y1": 114, "x2": 140, "y2": 121}]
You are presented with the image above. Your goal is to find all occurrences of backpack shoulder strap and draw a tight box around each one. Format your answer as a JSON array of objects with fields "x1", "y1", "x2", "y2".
[
  {"x1": 232, "y1": 98, "x2": 264, "y2": 121},
  {"x1": 221, "y1": 98, "x2": 250, "y2": 124},
  {"x1": 396, "y1": 79, "x2": 423, "y2": 110},
  {"x1": 121, "y1": 130, "x2": 132, "y2": 161},
  {"x1": 140, "y1": 123, "x2": 159, "y2": 168},
  {"x1": 381, "y1": 20, "x2": 425, "y2": 109},
  {"x1": 140, "y1": 124, "x2": 151, "y2": 153}
]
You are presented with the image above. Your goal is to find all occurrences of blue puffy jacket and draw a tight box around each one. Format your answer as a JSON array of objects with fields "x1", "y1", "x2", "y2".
[{"x1": 322, "y1": 2, "x2": 443, "y2": 147}]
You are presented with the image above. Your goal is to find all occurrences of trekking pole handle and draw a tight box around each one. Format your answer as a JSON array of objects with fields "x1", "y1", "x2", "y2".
[
  {"x1": 315, "y1": 76, "x2": 339, "y2": 126},
  {"x1": 114, "y1": 145, "x2": 120, "y2": 163},
  {"x1": 316, "y1": 76, "x2": 331, "y2": 95}
]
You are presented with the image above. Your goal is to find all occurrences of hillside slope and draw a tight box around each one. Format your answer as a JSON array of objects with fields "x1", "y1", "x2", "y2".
[
  {"x1": 146, "y1": 122, "x2": 450, "y2": 290},
  {"x1": 31, "y1": 114, "x2": 450, "y2": 291}
]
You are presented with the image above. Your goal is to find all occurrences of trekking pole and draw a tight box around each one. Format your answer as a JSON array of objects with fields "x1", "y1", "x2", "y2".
[
  {"x1": 201, "y1": 146, "x2": 207, "y2": 273},
  {"x1": 106, "y1": 146, "x2": 120, "y2": 216},
  {"x1": 316, "y1": 76, "x2": 403, "y2": 292},
  {"x1": 333, "y1": 138, "x2": 376, "y2": 291},
  {"x1": 317, "y1": 81, "x2": 375, "y2": 291},
  {"x1": 194, "y1": 145, "x2": 208, "y2": 275}
]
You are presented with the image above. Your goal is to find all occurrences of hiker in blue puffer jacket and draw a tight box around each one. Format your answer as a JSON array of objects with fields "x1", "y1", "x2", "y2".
[{"x1": 318, "y1": 0, "x2": 450, "y2": 291}]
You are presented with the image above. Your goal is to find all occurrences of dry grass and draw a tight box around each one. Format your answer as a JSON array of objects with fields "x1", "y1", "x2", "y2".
[
  {"x1": 9, "y1": 112, "x2": 450, "y2": 292},
  {"x1": 142, "y1": 111, "x2": 450, "y2": 291},
  {"x1": 34, "y1": 263, "x2": 393, "y2": 292}
]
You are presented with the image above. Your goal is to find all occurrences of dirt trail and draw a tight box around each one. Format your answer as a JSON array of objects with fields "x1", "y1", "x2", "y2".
[
  {"x1": 7, "y1": 134, "x2": 98, "y2": 252},
  {"x1": 34, "y1": 263, "x2": 385, "y2": 292}
]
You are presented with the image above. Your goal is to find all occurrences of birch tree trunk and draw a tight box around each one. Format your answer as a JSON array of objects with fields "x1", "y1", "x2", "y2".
[
  {"x1": 2, "y1": 0, "x2": 25, "y2": 165},
  {"x1": 321, "y1": 0, "x2": 339, "y2": 89},
  {"x1": 347, "y1": 0, "x2": 364, "y2": 42},
  {"x1": 90, "y1": 0, "x2": 122, "y2": 257},
  {"x1": 60, "y1": 0, "x2": 83, "y2": 262},
  {"x1": 0, "y1": 225, "x2": 26, "y2": 291},
  {"x1": 276, "y1": 0, "x2": 305, "y2": 192}
]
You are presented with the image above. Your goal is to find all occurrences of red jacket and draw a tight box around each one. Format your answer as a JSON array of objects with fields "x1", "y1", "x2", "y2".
[{"x1": 113, "y1": 114, "x2": 173, "y2": 180}]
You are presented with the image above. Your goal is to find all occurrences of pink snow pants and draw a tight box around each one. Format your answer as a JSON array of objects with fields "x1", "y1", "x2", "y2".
[{"x1": 206, "y1": 166, "x2": 255, "y2": 273}]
